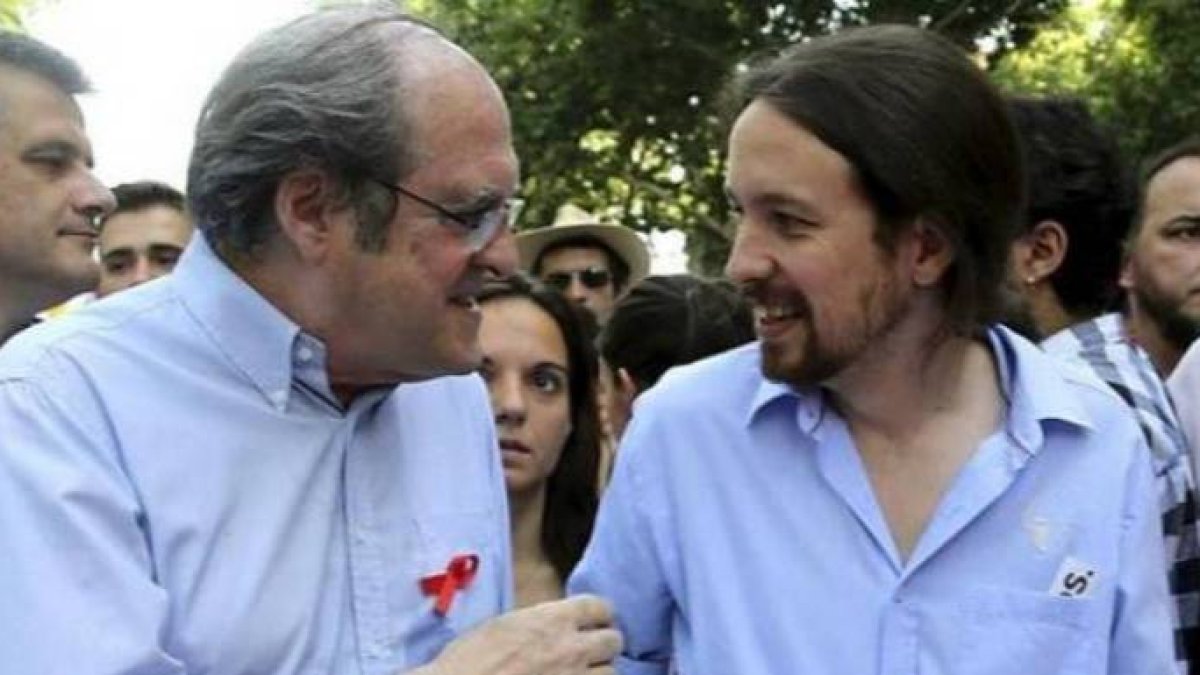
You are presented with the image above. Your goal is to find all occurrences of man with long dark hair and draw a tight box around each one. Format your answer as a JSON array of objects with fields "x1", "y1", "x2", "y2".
[{"x1": 571, "y1": 25, "x2": 1174, "y2": 674}]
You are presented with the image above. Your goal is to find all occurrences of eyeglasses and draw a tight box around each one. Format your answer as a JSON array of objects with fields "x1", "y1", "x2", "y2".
[
  {"x1": 373, "y1": 179, "x2": 524, "y2": 252},
  {"x1": 543, "y1": 267, "x2": 613, "y2": 291}
]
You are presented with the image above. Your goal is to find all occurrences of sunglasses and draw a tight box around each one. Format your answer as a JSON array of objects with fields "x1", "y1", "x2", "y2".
[{"x1": 543, "y1": 267, "x2": 613, "y2": 291}]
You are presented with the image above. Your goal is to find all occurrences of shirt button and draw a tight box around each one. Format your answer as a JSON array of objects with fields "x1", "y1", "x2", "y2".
[{"x1": 296, "y1": 346, "x2": 314, "y2": 363}]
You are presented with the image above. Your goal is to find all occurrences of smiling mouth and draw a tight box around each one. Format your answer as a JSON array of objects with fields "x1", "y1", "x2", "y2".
[{"x1": 755, "y1": 304, "x2": 803, "y2": 324}]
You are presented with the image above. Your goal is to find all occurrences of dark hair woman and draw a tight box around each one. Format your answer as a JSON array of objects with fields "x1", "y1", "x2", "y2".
[{"x1": 478, "y1": 274, "x2": 602, "y2": 607}]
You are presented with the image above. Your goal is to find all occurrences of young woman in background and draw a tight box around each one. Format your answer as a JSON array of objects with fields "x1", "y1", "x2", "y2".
[{"x1": 478, "y1": 275, "x2": 602, "y2": 607}]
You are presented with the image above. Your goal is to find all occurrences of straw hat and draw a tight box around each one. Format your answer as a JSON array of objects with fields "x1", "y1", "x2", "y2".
[{"x1": 516, "y1": 203, "x2": 651, "y2": 283}]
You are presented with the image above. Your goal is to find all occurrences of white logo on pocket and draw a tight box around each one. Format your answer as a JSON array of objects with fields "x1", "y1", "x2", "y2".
[
  {"x1": 1050, "y1": 556, "x2": 1098, "y2": 598},
  {"x1": 1024, "y1": 514, "x2": 1052, "y2": 552}
]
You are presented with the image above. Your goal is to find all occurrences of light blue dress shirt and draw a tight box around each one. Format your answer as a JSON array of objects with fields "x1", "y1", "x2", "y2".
[
  {"x1": 0, "y1": 234, "x2": 512, "y2": 674},
  {"x1": 569, "y1": 327, "x2": 1175, "y2": 674}
]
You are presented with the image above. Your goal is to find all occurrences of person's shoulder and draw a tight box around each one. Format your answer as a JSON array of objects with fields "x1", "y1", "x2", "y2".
[
  {"x1": 0, "y1": 282, "x2": 181, "y2": 381},
  {"x1": 1002, "y1": 327, "x2": 1146, "y2": 459},
  {"x1": 401, "y1": 371, "x2": 488, "y2": 399},
  {"x1": 390, "y1": 371, "x2": 492, "y2": 420},
  {"x1": 1035, "y1": 319, "x2": 1159, "y2": 411},
  {"x1": 1007, "y1": 327, "x2": 1123, "y2": 405},
  {"x1": 1041, "y1": 314, "x2": 1138, "y2": 377},
  {"x1": 639, "y1": 341, "x2": 763, "y2": 409}
]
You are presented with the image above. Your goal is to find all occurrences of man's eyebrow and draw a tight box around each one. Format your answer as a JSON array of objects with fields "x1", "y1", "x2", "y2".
[
  {"x1": 1163, "y1": 214, "x2": 1200, "y2": 227},
  {"x1": 440, "y1": 180, "x2": 519, "y2": 210},
  {"x1": 728, "y1": 188, "x2": 821, "y2": 217},
  {"x1": 23, "y1": 139, "x2": 93, "y2": 167},
  {"x1": 100, "y1": 248, "x2": 134, "y2": 262}
]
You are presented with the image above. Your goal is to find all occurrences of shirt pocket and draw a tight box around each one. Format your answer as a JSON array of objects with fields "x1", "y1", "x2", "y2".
[
  {"x1": 918, "y1": 587, "x2": 1101, "y2": 675},
  {"x1": 399, "y1": 511, "x2": 504, "y2": 665}
]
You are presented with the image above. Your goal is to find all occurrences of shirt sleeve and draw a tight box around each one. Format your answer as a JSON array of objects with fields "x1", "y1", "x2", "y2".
[
  {"x1": 567, "y1": 415, "x2": 674, "y2": 675},
  {"x1": 1110, "y1": 436, "x2": 1179, "y2": 675},
  {"x1": 0, "y1": 359, "x2": 185, "y2": 674}
]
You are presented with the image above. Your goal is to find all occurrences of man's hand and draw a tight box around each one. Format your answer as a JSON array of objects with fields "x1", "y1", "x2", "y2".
[{"x1": 414, "y1": 594, "x2": 623, "y2": 675}]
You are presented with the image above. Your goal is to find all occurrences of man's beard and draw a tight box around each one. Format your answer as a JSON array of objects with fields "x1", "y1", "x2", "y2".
[
  {"x1": 759, "y1": 271, "x2": 910, "y2": 389},
  {"x1": 1135, "y1": 284, "x2": 1200, "y2": 351}
]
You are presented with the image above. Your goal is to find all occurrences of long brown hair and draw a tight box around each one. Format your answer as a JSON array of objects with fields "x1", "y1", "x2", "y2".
[{"x1": 479, "y1": 274, "x2": 602, "y2": 582}]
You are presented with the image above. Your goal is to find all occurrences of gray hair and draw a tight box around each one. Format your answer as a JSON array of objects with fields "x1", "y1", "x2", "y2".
[
  {"x1": 187, "y1": 6, "x2": 442, "y2": 256},
  {"x1": 0, "y1": 31, "x2": 89, "y2": 121}
]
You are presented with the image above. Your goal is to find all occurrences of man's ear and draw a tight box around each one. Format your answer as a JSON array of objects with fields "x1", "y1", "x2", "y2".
[
  {"x1": 907, "y1": 218, "x2": 956, "y2": 288},
  {"x1": 1015, "y1": 220, "x2": 1068, "y2": 285},
  {"x1": 273, "y1": 170, "x2": 340, "y2": 263}
]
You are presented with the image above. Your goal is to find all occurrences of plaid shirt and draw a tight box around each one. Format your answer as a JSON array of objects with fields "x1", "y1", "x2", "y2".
[{"x1": 1044, "y1": 313, "x2": 1200, "y2": 673}]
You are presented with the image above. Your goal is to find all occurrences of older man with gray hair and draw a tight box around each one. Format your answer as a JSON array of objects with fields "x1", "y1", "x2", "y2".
[{"x1": 0, "y1": 7, "x2": 619, "y2": 675}]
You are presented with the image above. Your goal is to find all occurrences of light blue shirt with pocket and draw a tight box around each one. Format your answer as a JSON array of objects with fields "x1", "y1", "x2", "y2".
[
  {"x1": 0, "y1": 234, "x2": 512, "y2": 674},
  {"x1": 570, "y1": 327, "x2": 1175, "y2": 675}
]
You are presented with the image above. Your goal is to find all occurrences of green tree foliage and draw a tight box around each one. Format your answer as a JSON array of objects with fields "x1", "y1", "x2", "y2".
[
  {"x1": 412, "y1": 0, "x2": 1064, "y2": 272},
  {"x1": 0, "y1": 0, "x2": 41, "y2": 28},
  {"x1": 995, "y1": 0, "x2": 1200, "y2": 164}
]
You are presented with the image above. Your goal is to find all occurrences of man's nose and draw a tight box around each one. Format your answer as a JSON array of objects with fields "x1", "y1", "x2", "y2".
[
  {"x1": 725, "y1": 223, "x2": 773, "y2": 285},
  {"x1": 77, "y1": 175, "x2": 116, "y2": 226},
  {"x1": 133, "y1": 256, "x2": 154, "y2": 284},
  {"x1": 565, "y1": 276, "x2": 590, "y2": 301},
  {"x1": 478, "y1": 227, "x2": 518, "y2": 278}
]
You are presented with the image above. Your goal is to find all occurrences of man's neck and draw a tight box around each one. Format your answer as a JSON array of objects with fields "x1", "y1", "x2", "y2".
[
  {"x1": 0, "y1": 314, "x2": 23, "y2": 346},
  {"x1": 823, "y1": 321, "x2": 999, "y2": 445},
  {"x1": 0, "y1": 292, "x2": 45, "y2": 346},
  {"x1": 1030, "y1": 291, "x2": 1081, "y2": 340},
  {"x1": 1123, "y1": 309, "x2": 1181, "y2": 378}
]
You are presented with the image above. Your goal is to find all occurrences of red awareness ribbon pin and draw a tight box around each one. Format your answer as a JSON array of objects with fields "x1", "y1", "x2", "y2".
[{"x1": 419, "y1": 554, "x2": 479, "y2": 616}]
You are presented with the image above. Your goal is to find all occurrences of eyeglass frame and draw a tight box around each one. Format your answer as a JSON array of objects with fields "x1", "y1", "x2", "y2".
[
  {"x1": 372, "y1": 178, "x2": 524, "y2": 252},
  {"x1": 542, "y1": 266, "x2": 614, "y2": 291}
]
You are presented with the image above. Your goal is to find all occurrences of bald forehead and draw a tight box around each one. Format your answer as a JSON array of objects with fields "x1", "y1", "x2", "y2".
[
  {"x1": 391, "y1": 37, "x2": 508, "y2": 161},
  {"x1": 390, "y1": 31, "x2": 495, "y2": 95},
  {"x1": 1144, "y1": 157, "x2": 1200, "y2": 214}
]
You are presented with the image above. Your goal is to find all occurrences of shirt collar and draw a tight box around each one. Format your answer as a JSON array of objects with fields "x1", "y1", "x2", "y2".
[
  {"x1": 1040, "y1": 311, "x2": 1127, "y2": 352},
  {"x1": 984, "y1": 325, "x2": 1093, "y2": 454},
  {"x1": 169, "y1": 232, "x2": 304, "y2": 411},
  {"x1": 743, "y1": 326, "x2": 1094, "y2": 451},
  {"x1": 746, "y1": 352, "x2": 826, "y2": 434}
]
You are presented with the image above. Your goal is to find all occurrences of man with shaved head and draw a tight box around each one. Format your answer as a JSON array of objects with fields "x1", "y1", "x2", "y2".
[{"x1": 0, "y1": 8, "x2": 618, "y2": 674}]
